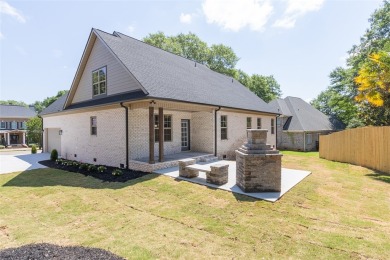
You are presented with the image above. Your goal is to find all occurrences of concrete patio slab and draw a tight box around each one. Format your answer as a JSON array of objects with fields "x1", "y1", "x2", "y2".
[
  {"x1": 0, "y1": 152, "x2": 49, "y2": 174},
  {"x1": 154, "y1": 160, "x2": 311, "y2": 202}
]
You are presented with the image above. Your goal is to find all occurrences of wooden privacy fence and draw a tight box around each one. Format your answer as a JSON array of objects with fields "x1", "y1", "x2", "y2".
[{"x1": 319, "y1": 126, "x2": 390, "y2": 173}]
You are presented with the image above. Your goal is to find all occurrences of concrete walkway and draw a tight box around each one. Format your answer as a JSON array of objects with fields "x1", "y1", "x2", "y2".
[
  {"x1": 0, "y1": 152, "x2": 49, "y2": 174},
  {"x1": 154, "y1": 160, "x2": 311, "y2": 202}
]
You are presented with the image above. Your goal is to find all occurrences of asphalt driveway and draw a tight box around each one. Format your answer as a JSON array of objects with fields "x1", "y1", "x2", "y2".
[{"x1": 0, "y1": 150, "x2": 49, "y2": 174}]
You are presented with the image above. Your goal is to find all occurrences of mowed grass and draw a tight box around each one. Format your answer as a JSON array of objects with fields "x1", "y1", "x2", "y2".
[{"x1": 0, "y1": 152, "x2": 389, "y2": 259}]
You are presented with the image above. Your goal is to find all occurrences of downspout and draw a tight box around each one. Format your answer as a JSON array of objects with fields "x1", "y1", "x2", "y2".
[
  {"x1": 275, "y1": 115, "x2": 280, "y2": 150},
  {"x1": 214, "y1": 106, "x2": 221, "y2": 157},
  {"x1": 120, "y1": 102, "x2": 129, "y2": 169}
]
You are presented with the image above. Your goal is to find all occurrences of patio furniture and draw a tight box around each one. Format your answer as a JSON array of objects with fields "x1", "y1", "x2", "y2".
[
  {"x1": 185, "y1": 163, "x2": 229, "y2": 185},
  {"x1": 178, "y1": 158, "x2": 197, "y2": 178}
]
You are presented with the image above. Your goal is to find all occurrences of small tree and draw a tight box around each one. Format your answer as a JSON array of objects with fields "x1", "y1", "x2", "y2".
[
  {"x1": 50, "y1": 149, "x2": 58, "y2": 161},
  {"x1": 26, "y1": 116, "x2": 42, "y2": 147}
]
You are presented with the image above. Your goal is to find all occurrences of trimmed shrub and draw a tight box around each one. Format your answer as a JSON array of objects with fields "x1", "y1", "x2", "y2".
[
  {"x1": 79, "y1": 163, "x2": 89, "y2": 171},
  {"x1": 88, "y1": 164, "x2": 97, "y2": 172},
  {"x1": 97, "y1": 166, "x2": 107, "y2": 173},
  {"x1": 50, "y1": 149, "x2": 58, "y2": 161},
  {"x1": 31, "y1": 145, "x2": 37, "y2": 154},
  {"x1": 112, "y1": 169, "x2": 123, "y2": 176},
  {"x1": 28, "y1": 143, "x2": 37, "y2": 148}
]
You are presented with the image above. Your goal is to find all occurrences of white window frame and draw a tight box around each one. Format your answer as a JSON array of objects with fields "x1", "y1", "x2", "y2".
[
  {"x1": 246, "y1": 117, "x2": 252, "y2": 129},
  {"x1": 92, "y1": 66, "x2": 107, "y2": 96},
  {"x1": 257, "y1": 118, "x2": 262, "y2": 129},
  {"x1": 90, "y1": 116, "x2": 97, "y2": 135},
  {"x1": 0, "y1": 121, "x2": 5, "y2": 129},
  {"x1": 271, "y1": 118, "x2": 275, "y2": 134},
  {"x1": 154, "y1": 114, "x2": 172, "y2": 142},
  {"x1": 221, "y1": 115, "x2": 228, "y2": 140}
]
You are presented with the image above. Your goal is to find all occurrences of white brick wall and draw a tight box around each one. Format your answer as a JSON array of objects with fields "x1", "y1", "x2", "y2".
[
  {"x1": 43, "y1": 107, "x2": 126, "y2": 167},
  {"x1": 216, "y1": 111, "x2": 276, "y2": 159},
  {"x1": 43, "y1": 106, "x2": 276, "y2": 168}
]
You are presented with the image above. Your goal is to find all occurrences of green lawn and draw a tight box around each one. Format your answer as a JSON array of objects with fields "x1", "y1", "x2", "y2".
[{"x1": 0, "y1": 152, "x2": 389, "y2": 259}]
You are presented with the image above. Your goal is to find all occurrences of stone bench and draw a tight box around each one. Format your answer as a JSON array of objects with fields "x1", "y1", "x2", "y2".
[
  {"x1": 185, "y1": 163, "x2": 229, "y2": 185},
  {"x1": 178, "y1": 158, "x2": 197, "y2": 178}
]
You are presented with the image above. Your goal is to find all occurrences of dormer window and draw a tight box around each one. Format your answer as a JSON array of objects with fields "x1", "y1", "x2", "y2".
[{"x1": 92, "y1": 66, "x2": 107, "y2": 96}]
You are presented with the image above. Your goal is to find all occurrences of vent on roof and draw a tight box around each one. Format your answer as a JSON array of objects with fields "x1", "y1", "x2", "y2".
[{"x1": 195, "y1": 62, "x2": 197, "y2": 67}]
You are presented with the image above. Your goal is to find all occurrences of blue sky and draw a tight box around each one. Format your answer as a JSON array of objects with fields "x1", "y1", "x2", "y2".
[{"x1": 0, "y1": 0, "x2": 384, "y2": 104}]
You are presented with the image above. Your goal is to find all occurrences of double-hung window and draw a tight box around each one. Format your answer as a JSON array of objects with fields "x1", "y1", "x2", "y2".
[
  {"x1": 221, "y1": 115, "x2": 227, "y2": 140},
  {"x1": 92, "y1": 66, "x2": 107, "y2": 96},
  {"x1": 246, "y1": 117, "x2": 252, "y2": 129},
  {"x1": 257, "y1": 118, "x2": 262, "y2": 129},
  {"x1": 271, "y1": 118, "x2": 275, "y2": 134},
  {"x1": 154, "y1": 115, "x2": 172, "y2": 142},
  {"x1": 91, "y1": 116, "x2": 97, "y2": 135},
  {"x1": 0, "y1": 121, "x2": 5, "y2": 129}
]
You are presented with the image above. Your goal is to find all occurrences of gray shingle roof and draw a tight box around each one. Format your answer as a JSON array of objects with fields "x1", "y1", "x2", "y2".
[
  {"x1": 0, "y1": 105, "x2": 36, "y2": 118},
  {"x1": 268, "y1": 99, "x2": 292, "y2": 116},
  {"x1": 40, "y1": 93, "x2": 69, "y2": 115},
  {"x1": 269, "y1": 96, "x2": 344, "y2": 131},
  {"x1": 92, "y1": 29, "x2": 277, "y2": 114}
]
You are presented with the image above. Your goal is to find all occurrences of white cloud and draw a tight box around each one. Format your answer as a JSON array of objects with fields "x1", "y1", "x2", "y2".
[
  {"x1": 180, "y1": 13, "x2": 192, "y2": 24},
  {"x1": 274, "y1": 0, "x2": 325, "y2": 29},
  {"x1": 127, "y1": 25, "x2": 135, "y2": 33},
  {"x1": 202, "y1": 0, "x2": 273, "y2": 32},
  {"x1": 0, "y1": 1, "x2": 26, "y2": 23}
]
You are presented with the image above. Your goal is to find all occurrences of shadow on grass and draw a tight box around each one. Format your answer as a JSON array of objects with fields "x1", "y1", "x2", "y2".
[
  {"x1": 2, "y1": 168, "x2": 159, "y2": 190},
  {"x1": 366, "y1": 171, "x2": 390, "y2": 184}
]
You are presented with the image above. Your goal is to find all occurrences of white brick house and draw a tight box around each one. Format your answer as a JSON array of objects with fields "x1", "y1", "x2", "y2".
[{"x1": 41, "y1": 29, "x2": 279, "y2": 171}]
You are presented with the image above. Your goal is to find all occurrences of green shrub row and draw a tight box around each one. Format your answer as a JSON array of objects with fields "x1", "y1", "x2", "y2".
[{"x1": 55, "y1": 159, "x2": 121, "y2": 176}]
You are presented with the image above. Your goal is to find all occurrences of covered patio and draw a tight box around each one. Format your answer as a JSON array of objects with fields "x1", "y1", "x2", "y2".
[{"x1": 154, "y1": 160, "x2": 311, "y2": 202}]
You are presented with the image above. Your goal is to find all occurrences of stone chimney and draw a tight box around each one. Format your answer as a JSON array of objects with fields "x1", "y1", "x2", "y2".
[{"x1": 235, "y1": 129, "x2": 282, "y2": 192}]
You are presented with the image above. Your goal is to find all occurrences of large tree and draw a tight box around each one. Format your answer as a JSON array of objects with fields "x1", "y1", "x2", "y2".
[
  {"x1": 33, "y1": 90, "x2": 67, "y2": 113},
  {"x1": 313, "y1": 1, "x2": 390, "y2": 126}
]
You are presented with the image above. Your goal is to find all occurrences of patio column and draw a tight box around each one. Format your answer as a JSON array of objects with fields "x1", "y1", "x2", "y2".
[
  {"x1": 158, "y1": 107, "x2": 164, "y2": 162},
  {"x1": 6, "y1": 133, "x2": 10, "y2": 146},
  {"x1": 22, "y1": 132, "x2": 26, "y2": 144},
  {"x1": 149, "y1": 106, "x2": 155, "y2": 164}
]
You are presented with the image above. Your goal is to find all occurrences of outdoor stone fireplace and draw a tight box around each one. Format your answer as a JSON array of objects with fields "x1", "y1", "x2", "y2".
[{"x1": 235, "y1": 129, "x2": 282, "y2": 192}]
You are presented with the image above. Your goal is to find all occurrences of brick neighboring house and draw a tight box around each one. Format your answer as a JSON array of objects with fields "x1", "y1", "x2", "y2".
[
  {"x1": 41, "y1": 28, "x2": 279, "y2": 171},
  {"x1": 268, "y1": 96, "x2": 344, "y2": 151},
  {"x1": 0, "y1": 105, "x2": 36, "y2": 147}
]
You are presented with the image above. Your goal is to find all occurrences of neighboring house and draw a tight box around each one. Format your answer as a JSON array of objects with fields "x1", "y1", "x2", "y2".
[
  {"x1": 268, "y1": 96, "x2": 344, "y2": 151},
  {"x1": 41, "y1": 28, "x2": 278, "y2": 171},
  {"x1": 0, "y1": 105, "x2": 36, "y2": 147}
]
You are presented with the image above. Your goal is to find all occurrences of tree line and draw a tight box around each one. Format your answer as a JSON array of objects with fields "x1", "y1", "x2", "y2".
[
  {"x1": 143, "y1": 32, "x2": 282, "y2": 102},
  {"x1": 311, "y1": 0, "x2": 390, "y2": 128}
]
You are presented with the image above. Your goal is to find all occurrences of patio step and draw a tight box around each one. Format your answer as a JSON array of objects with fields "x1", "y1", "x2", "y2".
[{"x1": 199, "y1": 155, "x2": 218, "y2": 163}]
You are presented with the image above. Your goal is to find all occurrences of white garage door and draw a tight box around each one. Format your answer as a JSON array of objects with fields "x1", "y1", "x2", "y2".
[{"x1": 47, "y1": 128, "x2": 61, "y2": 156}]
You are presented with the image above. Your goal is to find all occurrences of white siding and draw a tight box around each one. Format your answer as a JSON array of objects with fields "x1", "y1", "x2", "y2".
[{"x1": 72, "y1": 38, "x2": 142, "y2": 104}]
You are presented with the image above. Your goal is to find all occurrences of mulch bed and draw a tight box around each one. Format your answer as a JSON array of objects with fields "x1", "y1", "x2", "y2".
[
  {"x1": 0, "y1": 243, "x2": 124, "y2": 260},
  {"x1": 39, "y1": 160, "x2": 148, "y2": 183}
]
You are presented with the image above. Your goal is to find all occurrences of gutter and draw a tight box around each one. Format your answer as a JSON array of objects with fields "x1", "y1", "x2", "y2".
[
  {"x1": 214, "y1": 106, "x2": 221, "y2": 157},
  {"x1": 120, "y1": 102, "x2": 129, "y2": 169}
]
